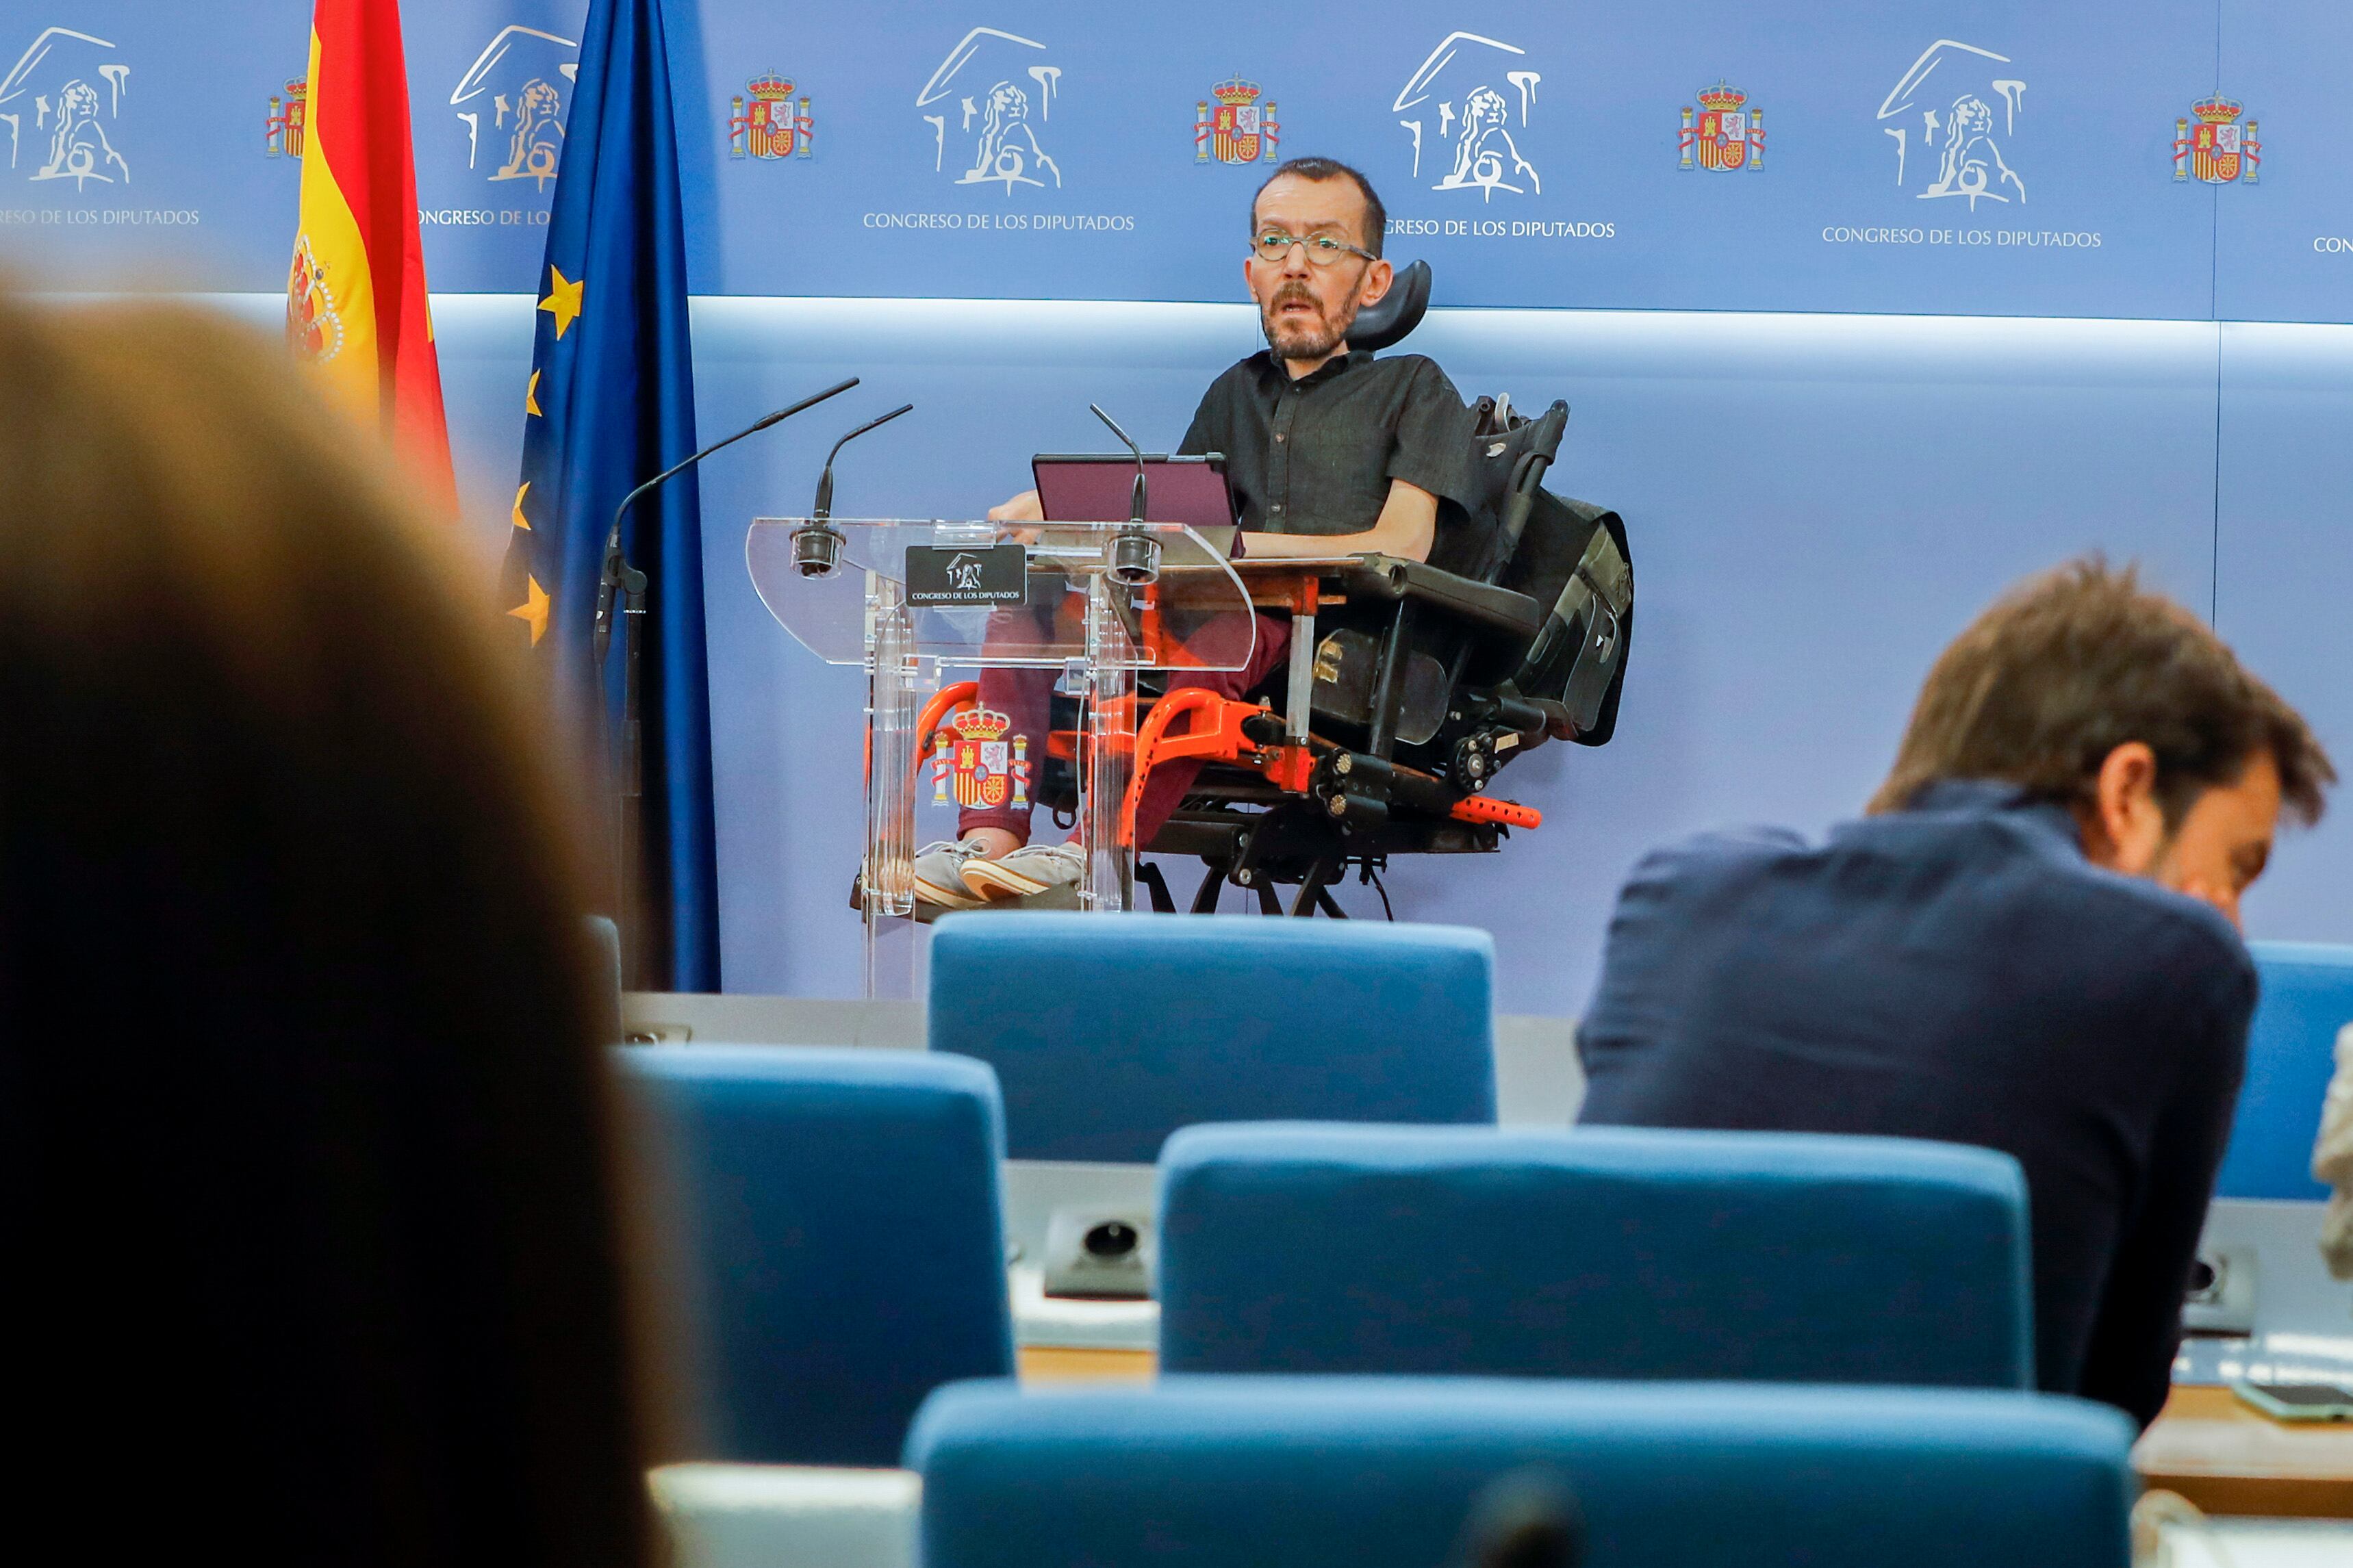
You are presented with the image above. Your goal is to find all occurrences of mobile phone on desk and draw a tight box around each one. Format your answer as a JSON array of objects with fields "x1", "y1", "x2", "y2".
[{"x1": 2230, "y1": 1378, "x2": 2353, "y2": 1422}]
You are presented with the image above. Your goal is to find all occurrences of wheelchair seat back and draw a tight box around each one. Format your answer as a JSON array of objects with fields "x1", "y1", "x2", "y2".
[
  {"x1": 1415, "y1": 396, "x2": 1634, "y2": 749},
  {"x1": 1497, "y1": 489, "x2": 1632, "y2": 746}
]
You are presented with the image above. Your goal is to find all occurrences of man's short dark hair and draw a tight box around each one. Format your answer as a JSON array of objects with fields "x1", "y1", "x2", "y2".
[
  {"x1": 1870, "y1": 556, "x2": 2334, "y2": 826},
  {"x1": 1251, "y1": 157, "x2": 1386, "y2": 258}
]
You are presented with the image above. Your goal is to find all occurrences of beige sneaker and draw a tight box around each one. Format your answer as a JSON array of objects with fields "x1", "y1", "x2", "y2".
[
  {"x1": 911, "y1": 839, "x2": 993, "y2": 910},
  {"x1": 961, "y1": 840, "x2": 1086, "y2": 901}
]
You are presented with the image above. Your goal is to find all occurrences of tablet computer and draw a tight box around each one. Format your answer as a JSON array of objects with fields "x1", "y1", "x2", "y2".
[
  {"x1": 1033, "y1": 453, "x2": 1238, "y2": 553},
  {"x1": 2233, "y1": 1379, "x2": 2353, "y2": 1422}
]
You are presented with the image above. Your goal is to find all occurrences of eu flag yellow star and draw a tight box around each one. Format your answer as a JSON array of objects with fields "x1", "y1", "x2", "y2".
[
  {"x1": 511, "y1": 481, "x2": 532, "y2": 532},
  {"x1": 507, "y1": 574, "x2": 551, "y2": 645},
  {"x1": 538, "y1": 265, "x2": 585, "y2": 339},
  {"x1": 525, "y1": 370, "x2": 542, "y2": 417}
]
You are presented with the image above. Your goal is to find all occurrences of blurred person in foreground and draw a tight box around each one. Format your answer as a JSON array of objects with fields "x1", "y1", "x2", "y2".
[
  {"x1": 1578, "y1": 559, "x2": 2333, "y2": 1428},
  {"x1": 0, "y1": 292, "x2": 655, "y2": 1568}
]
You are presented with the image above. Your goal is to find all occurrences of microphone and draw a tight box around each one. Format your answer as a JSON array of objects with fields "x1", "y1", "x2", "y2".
[
  {"x1": 812, "y1": 403, "x2": 916, "y2": 521},
  {"x1": 1090, "y1": 402, "x2": 1148, "y2": 526},
  {"x1": 1089, "y1": 402, "x2": 1160, "y2": 587},
  {"x1": 594, "y1": 376, "x2": 859, "y2": 660},
  {"x1": 796, "y1": 402, "x2": 915, "y2": 577}
]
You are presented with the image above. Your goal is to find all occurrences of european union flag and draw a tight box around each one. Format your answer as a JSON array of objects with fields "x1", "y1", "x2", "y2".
[{"x1": 499, "y1": 0, "x2": 718, "y2": 991}]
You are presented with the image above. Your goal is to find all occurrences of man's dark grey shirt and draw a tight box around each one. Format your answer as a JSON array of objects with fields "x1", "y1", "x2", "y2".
[
  {"x1": 1576, "y1": 780, "x2": 2254, "y2": 1430},
  {"x1": 1178, "y1": 350, "x2": 1478, "y2": 543}
]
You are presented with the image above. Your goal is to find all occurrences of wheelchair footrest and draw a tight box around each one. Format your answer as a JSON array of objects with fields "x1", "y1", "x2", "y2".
[
  {"x1": 1129, "y1": 691, "x2": 1542, "y2": 846},
  {"x1": 1449, "y1": 794, "x2": 1543, "y2": 830},
  {"x1": 1123, "y1": 690, "x2": 1312, "y2": 846}
]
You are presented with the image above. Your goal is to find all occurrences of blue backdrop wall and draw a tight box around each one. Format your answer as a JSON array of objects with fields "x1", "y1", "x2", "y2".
[
  {"x1": 9, "y1": 3, "x2": 2350, "y2": 318},
  {"x1": 12, "y1": 5, "x2": 2353, "y2": 1012}
]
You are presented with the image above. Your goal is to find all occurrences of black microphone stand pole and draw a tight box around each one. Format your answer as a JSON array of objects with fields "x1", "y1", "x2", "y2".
[{"x1": 596, "y1": 376, "x2": 858, "y2": 986}]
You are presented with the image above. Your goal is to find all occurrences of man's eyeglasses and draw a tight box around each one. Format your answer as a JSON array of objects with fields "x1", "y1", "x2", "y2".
[{"x1": 1251, "y1": 229, "x2": 1379, "y2": 267}]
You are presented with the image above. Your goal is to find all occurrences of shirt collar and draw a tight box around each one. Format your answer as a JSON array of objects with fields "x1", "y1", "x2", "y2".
[
  {"x1": 1250, "y1": 348, "x2": 1371, "y2": 391},
  {"x1": 1891, "y1": 777, "x2": 2084, "y2": 858}
]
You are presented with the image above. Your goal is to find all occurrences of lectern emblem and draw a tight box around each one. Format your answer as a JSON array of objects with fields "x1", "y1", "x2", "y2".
[
  {"x1": 730, "y1": 73, "x2": 811, "y2": 159},
  {"x1": 933, "y1": 706, "x2": 1030, "y2": 810},
  {"x1": 2174, "y1": 97, "x2": 2259, "y2": 184},
  {"x1": 1679, "y1": 81, "x2": 1763, "y2": 172},
  {"x1": 1195, "y1": 75, "x2": 1278, "y2": 165}
]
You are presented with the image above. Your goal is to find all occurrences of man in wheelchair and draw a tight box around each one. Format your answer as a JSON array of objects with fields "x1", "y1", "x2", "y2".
[
  {"x1": 917, "y1": 155, "x2": 1632, "y2": 915},
  {"x1": 919, "y1": 156, "x2": 1482, "y2": 908}
]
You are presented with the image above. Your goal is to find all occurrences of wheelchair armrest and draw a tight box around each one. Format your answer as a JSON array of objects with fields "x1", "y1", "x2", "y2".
[{"x1": 1332, "y1": 554, "x2": 1549, "y2": 645}]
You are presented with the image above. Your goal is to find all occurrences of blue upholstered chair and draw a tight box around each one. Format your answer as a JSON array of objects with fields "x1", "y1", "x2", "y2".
[
  {"x1": 2220, "y1": 941, "x2": 2353, "y2": 1200},
  {"x1": 907, "y1": 1378, "x2": 2135, "y2": 1568},
  {"x1": 617, "y1": 1046, "x2": 1015, "y2": 1466},
  {"x1": 927, "y1": 914, "x2": 1495, "y2": 1161},
  {"x1": 1158, "y1": 1122, "x2": 2034, "y2": 1387}
]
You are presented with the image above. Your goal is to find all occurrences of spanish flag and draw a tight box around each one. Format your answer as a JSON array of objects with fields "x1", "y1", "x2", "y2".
[{"x1": 286, "y1": 0, "x2": 456, "y2": 515}]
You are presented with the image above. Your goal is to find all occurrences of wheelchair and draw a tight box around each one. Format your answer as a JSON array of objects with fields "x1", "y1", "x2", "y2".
[{"x1": 930, "y1": 261, "x2": 1633, "y2": 917}]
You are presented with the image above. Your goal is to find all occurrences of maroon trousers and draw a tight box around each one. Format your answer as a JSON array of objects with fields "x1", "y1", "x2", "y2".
[{"x1": 959, "y1": 611, "x2": 1294, "y2": 848}]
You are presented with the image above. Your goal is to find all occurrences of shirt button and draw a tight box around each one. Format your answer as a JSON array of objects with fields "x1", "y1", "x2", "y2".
[
  {"x1": 1271, "y1": 503, "x2": 1284, "y2": 513},
  {"x1": 1274, "y1": 433, "x2": 1286, "y2": 443}
]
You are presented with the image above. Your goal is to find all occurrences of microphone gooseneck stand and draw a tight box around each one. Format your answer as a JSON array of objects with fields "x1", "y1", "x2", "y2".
[
  {"x1": 793, "y1": 402, "x2": 915, "y2": 576},
  {"x1": 1087, "y1": 402, "x2": 1160, "y2": 587},
  {"x1": 594, "y1": 376, "x2": 859, "y2": 985}
]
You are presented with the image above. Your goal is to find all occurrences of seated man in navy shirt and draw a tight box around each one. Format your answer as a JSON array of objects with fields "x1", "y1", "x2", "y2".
[{"x1": 1577, "y1": 560, "x2": 2334, "y2": 1428}]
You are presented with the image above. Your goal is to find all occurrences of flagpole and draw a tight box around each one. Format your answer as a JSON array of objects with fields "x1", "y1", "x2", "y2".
[{"x1": 592, "y1": 381, "x2": 861, "y2": 981}]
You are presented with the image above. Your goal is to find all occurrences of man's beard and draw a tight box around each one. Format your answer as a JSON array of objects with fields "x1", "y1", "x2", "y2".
[{"x1": 1262, "y1": 283, "x2": 1357, "y2": 361}]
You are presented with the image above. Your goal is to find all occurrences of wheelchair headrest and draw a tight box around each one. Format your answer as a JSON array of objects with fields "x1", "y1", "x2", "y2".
[{"x1": 1348, "y1": 259, "x2": 1430, "y2": 353}]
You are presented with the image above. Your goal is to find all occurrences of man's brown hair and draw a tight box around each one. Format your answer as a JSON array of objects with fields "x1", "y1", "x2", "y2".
[{"x1": 1868, "y1": 556, "x2": 2334, "y2": 827}]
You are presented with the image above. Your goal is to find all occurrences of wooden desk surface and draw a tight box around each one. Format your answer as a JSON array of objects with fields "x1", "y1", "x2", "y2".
[
  {"x1": 1019, "y1": 1350, "x2": 2353, "y2": 1518},
  {"x1": 2135, "y1": 1385, "x2": 2353, "y2": 1519},
  {"x1": 1017, "y1": 1344, "x2": 1155, "y2": 1385}
]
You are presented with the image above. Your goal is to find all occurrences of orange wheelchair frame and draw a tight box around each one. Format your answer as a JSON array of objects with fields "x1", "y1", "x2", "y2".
[{"x1": 913, "y1": 561, "x2": 1547, "y2": 916}]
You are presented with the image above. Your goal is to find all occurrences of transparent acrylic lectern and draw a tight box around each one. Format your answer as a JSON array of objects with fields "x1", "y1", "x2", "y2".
[{"x1": 746, "y1": 519, "x2": 1255, "y2": 997}]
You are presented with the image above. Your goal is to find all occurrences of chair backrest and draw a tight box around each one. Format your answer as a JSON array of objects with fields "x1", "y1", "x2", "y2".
[
  {"x1": 649, "y1": 1463, "x2": 918, "y2": 1568},
  {"x1": 1429, "y1": 413, "x2": 1633, "y2": 751},
  {"x1": 1348, "y1": 258, "x2": 1431, "y2": 352},
  {"x1": 906, "y1": 1378, "x2": 2135, "y2": 1568},
  {"x1": 583, "y1": 914, "x2": 623, "y2": 1040},
  {"x1": 927, "y1": 914, "x2": 1495, "y2": 1162},
  {"x1": 2220, "y1": 941, "x2": 2353, "y2": 1200},
  {"x1": 1493, "y1": 491, "x2": 1632, "y2": 747},
  {"x1": 1158, "y1": 1122, "x2": 2034, "y2": 1387},
  {"x1": 617, "y1": 1045, "x2": 1015, "y2": 1466}
]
